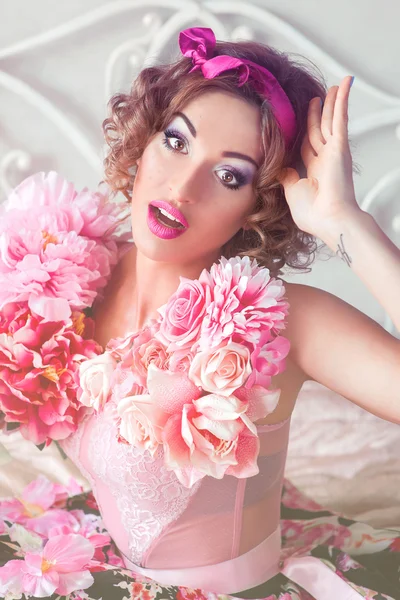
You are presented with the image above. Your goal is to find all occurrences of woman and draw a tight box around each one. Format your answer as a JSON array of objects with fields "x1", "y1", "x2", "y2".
[{"x1": 0, "y1": 26, "x2": 399, "y2": 600}]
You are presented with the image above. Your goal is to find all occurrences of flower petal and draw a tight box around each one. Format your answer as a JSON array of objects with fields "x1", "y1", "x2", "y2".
[{"x1": 43, "y1": 533, "x2": 94, "y2": 572}]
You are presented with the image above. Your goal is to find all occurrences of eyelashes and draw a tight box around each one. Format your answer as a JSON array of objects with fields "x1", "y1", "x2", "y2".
[{"x1": 162, "y1": 128, "x2": 248, "y2": 191}]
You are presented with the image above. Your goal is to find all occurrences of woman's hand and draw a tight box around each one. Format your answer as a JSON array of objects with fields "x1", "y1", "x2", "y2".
[{"x1": 278, "y1": 75, "x2": 360, "y2": 242}]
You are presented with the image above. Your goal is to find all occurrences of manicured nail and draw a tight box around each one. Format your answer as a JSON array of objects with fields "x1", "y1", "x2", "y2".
[{"x1": 350, "y1": 76, "x2": 355, "y2": 87}]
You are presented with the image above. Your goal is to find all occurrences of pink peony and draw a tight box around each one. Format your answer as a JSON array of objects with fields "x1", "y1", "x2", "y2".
[
  {"x1": 198, "y1": 256, "x2": 290, "y2": 350},
  {"x1": 156, "y1": 278, "x2": 211, "y2": 350},
  {"x1": 0, "y1": 533, "x2": 95, "y2": 598},
  {"x1": 188, "y1": 341, "x2": 252, "y2": 397},
  {"x1": 0, "y1": 171, "x2": 130, "y2": 322},
  {"x1": 246, "y1": 334, "x2": 291, "y2": 389},
  {"x1": 162, "y1": 393, "x2": 261, "y2": 488},
  {"x1": 0, "y1": 303, "x2": 101, "y2": 444},
  {"x1": 78, "y1": 352, "x2": 117, "y2": 411}
]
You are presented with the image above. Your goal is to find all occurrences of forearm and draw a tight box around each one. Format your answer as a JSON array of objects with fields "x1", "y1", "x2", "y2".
[{"x1": 322, "y1": 208, "x2": 400, "y2": 334}]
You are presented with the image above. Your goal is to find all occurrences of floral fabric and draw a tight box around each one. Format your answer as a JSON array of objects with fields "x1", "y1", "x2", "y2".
[{"x1": 1, "y1": 476, "x2": 399, "y2": 600}]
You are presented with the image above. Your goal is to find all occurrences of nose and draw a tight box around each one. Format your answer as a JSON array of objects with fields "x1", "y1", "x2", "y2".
[{"x1": 167, "y1": 165, "x2": 203, "y2": 205}]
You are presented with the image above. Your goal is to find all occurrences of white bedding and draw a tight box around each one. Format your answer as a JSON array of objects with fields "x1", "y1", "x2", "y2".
[
  {"x1": 1, "y1": 380, "x2": 400, "y2": 529},
  {"x1": 286, "y1": 381, "x2": 400, "y2": 529}
]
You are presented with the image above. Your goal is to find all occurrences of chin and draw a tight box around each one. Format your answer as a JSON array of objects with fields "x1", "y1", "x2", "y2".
[{"x1": 131, "y1": 230, "x2": 191, "y2": 264}]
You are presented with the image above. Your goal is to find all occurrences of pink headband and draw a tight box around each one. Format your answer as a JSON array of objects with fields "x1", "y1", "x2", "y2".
[{"x1": 178, "y1": 27, "x2": 297, "y2": 148}]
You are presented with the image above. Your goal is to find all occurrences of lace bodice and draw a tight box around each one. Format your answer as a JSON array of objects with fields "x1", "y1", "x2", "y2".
[{"x1": 61, "y1": 399, "x2": 291, "y2": 571}]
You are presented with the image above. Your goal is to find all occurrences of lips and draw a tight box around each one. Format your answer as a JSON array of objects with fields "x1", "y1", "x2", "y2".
[
  {"x1": 147, "y1": 201, "x2": 189, "y2": 240},
  {"x1": 150, "y1": 201, "x2": 189, "y2": 228}
]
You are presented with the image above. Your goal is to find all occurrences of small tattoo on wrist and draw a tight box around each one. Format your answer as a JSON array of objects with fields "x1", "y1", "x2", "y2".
[{"x1": 336, "y1": 233, "x2": 352, "y2": 266}]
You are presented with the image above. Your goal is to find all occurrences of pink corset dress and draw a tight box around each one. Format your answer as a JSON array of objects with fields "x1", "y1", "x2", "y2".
[
  {"x1": 61, "y1": 398, "x2": 290, "y2": 594},
  {"x1": 61, "y1": 400, "x2": 367, "y2": 599}
]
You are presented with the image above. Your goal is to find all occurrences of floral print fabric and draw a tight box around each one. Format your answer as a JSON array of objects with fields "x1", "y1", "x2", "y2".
[{"x1": 1, "y1": 476, "x2": 399, "y2": 599}]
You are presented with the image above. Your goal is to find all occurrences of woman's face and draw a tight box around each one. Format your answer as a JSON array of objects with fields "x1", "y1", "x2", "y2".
[{"x1": 130, "y1": 90, "x2": 263, "y2": 267}]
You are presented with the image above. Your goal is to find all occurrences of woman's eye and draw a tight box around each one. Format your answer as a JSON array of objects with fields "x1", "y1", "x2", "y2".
[
  {"x1": 162, "y1": 129, "x2": 247, "y2": 192},
  {"x1": 217, "y1": 169, "x2": 246, "y2": 191},
  {"x1": 162, "y1": 129, "x2": 188, "y2": 153}
]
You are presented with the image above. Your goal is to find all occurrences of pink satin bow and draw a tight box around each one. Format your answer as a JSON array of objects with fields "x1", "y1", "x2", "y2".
[{"x1": 179, "y1": 27, "x2": 297, "y2": 148}]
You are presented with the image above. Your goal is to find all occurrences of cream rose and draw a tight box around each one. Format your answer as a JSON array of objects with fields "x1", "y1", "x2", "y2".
[
  {"x1": 78, "y1": 352, "x2": 116, "y2": 411},
  {"x1": 188, "y1": 342, "x2": 252, "y2": 397},
  {"x1": 117, "y1": 393, "x2": 168, "y2": 457}
]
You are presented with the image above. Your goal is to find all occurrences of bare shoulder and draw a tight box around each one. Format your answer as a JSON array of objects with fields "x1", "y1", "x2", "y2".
[
  {"x1": 278, "y1": 278, "x2": 353, "y2": 382},
  {"x1": 276, "y1": 279, "x2": 320, "y2": 382},
  {"x1": 277, "y1": 279, "x2": 400, "y2": 424}
]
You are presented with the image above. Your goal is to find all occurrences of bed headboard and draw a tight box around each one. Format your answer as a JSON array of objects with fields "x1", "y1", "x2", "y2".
[{"x1": 1, "y1": 1, "x2": 399, "y2": 335}]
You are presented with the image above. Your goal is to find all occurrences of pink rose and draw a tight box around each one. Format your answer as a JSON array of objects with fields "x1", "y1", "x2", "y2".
[
  {"x1": 189, "y1": 342, "x2": 252, "y2": 396},
  {"x1": 162, "y1": 394, "x2": 260, "y2": 488},
  {"x1": 109, "y1": 324, "x2": 166, "y2": 388},
  {"x1": 78, "y1": 352, "x2": 117, "y2": 411},
  {"x1": 167, "y1": 347, "x2": 194, "y2": 373},
  {"x1": 138, "y1": 337, "x2": 170, "y2": 372},
  {"x1": 156, "y1": 279, "x2": 210, "y2": 350},
  {"x1": 107, "y1": 322, "x2": 158, "y2": 361},
  {"x1": 117, "y1": 364, "x2": 202, "y2": 457}
]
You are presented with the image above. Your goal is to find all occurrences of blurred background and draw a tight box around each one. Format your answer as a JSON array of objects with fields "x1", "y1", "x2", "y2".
[{"x1": 1, "y1": 0, "x2": 400, "y2": 528}]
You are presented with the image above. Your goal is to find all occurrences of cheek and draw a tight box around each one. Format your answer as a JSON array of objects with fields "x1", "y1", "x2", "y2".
[
  {"x1": 211, "y1": 193, "x2": 255, "y2": 227},
  {"x1": 133, "y1": 145, "x2": 166, "y2": 193}
]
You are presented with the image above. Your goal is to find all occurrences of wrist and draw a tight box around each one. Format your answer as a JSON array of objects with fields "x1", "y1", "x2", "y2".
[{"x1": 320, "y1": 208, "x2": 373, "y2": 253}]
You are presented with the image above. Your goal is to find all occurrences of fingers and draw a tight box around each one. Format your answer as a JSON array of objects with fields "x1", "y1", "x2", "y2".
[
  {"x1": 321, "y1": 86, "x2": 339, "y2": 138},
  {"x1": 307, "y1": 76, "x2": 352, "y2": 154},
  {"x1": 332, "y1": 75, "x2": 352, "y2": 140}
]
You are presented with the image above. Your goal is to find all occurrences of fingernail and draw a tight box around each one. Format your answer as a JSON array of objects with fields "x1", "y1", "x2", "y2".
[{"x1": 350, "y1": 76, "x2": 355, "y2": 87}]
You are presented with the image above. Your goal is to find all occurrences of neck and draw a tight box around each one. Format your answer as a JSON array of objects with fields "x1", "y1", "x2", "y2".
[{"x1": 116, "y1": 245, "x2": 221, "y2": 332}]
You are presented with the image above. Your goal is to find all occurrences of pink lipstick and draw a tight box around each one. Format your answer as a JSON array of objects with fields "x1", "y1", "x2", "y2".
[{"x1": 147, "y1": 201, "x2": 189, "y2": 240}]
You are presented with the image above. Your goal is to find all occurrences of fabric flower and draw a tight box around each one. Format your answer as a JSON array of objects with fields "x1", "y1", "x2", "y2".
[
  {"x1": 188, "y1": 341, "x2": 252, "y2": 396},
  {"x1": 157, "y1": 278, "x2": 211, "y2": 350},
  {"x1": 246, "y1": 334, "x2": 291, "y2": 389},
  {"x1": 162, "y1": 393, "x2": 260, "y2": 488},
  {"x1": 117, "y1": 365, "x2": 201, "y2": 456},
  {"x1": 198, "y1": 256, "x2": 289, "y2": 350},
  {"x1": 137, "y1": 336, "x2": 170, "y2": 372},
  {"x1": 234, "y1": 384, "x2": 281, "y2": 422},
  {"x1": 117, "y1": 391, "x2": 168, "y2": 457},
  {"x1": 78, "y1": 352, "x2": 117, "y2": 411},
  {"x1": 0, "y1": 303, "x2": 100, "y2": 445},
  {"x1": 0, "y1": 171, "x2": 130, "y2": 322},
  {"x1": 167, "y1": 346, "x2": 194, "y2": 373},
  {"x1": 0, "y1": 534, "x2": 94, "y2": 598},
  {"x1": 108, "y1": 324, "x2": 160, "y2": 388},
  {"x1": 0, "y1": 475, "x2": 80, "y2": 538}
]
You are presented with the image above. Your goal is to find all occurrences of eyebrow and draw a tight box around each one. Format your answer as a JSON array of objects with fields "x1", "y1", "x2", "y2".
[{"x1": 173, "y1": 111, "x2": 260, "y2": 169}]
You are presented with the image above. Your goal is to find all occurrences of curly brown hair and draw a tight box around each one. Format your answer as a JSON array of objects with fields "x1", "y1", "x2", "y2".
[{"x1": 102, "y1": 38, "x2": 330, "y2": 278}]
